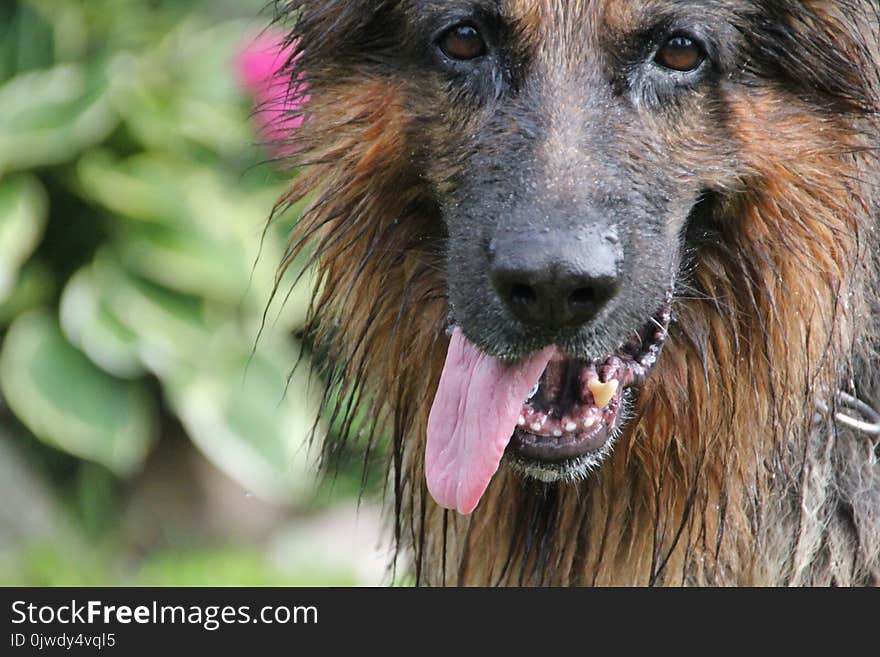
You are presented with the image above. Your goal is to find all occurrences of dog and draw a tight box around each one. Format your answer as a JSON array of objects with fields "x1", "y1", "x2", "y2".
[{"x1": 270, "y1": 0, "x2": 880, "y2": 586}]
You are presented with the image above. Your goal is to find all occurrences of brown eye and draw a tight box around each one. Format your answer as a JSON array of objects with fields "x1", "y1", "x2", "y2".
[
  {"x1": 439, "y1": 24, "x2": 487, "y2": 61},
  {"x1": 655, "y1": 36, "x2": 704, "y2": 72}
]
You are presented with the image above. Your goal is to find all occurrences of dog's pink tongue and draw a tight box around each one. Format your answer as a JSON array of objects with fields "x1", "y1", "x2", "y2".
[{"x1": 426, "y1": 329, "x2": 554, "y2": 515}]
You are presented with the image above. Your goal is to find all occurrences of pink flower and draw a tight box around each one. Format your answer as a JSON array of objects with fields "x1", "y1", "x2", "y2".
[{"x1": 237, "y1": 31, "x2": 309, "y2": 155}]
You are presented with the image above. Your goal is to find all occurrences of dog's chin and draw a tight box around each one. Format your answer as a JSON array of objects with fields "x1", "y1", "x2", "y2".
[
  {"x1": 505, "y1": 414, "x2": 621, "y2": 483},
  {"x1": 498, "y1": 301, "x2": 672, "y2": 483}
]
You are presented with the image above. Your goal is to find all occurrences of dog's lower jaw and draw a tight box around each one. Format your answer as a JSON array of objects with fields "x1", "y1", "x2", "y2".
[
  {"x1": 503, "y1": 391, "x2": 632, "y2": 483},
  {"x1": 505, "y1": 438, "x2": 617, "y2": 483}
]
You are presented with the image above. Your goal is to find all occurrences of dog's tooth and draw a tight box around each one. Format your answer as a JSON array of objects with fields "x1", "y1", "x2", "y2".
[
  {"x1": 553, "y1": 430, "x2": 563, "y2": 438},
  {"x1": 518, "y1": 415, "x2": 526, "y2": 427},
  {"x1": 565, "y1": 422, "x2": 578, "y2": 433},
  {"x1": 531, "y1": 422, "x2": 543, "y2": 433},
  {"x1": 589, "y1": 379, "x2": 619, "y2": 409},
  {"x1": 584, "y1": 416, "x2": 596, "y2": 429}
]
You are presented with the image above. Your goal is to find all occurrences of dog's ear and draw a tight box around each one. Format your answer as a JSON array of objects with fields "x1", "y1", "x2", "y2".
[{"x1": 276, "y1": 0, "x2": 400, "y2": 75}]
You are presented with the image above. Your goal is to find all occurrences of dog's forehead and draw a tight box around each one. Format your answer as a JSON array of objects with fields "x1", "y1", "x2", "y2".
[
  {"x1": 507, "y1": 0, "x2": 735, "y2": 31},
  {"x1": 412, "y1": 0, "x2": 732, "y2": 33},
  {"x1": 409, "y1": 0, "x2": 736, "y2": 46}
]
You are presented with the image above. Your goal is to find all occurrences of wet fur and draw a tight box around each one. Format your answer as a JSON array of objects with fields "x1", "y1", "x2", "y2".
[{"x1": 269, "y1": 1, "x2": 880, "y2": 585}]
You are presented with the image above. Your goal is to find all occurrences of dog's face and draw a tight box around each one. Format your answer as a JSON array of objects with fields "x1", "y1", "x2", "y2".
[
  {"x1": 287, "y1": 0, "x2": 873, "y2": 508},
  {"x1": 410, "y1": 1, "x2": 795, "y2": 488},
  {"x1": 417, "y1": 2, "x2": 720, "y2": 486}
]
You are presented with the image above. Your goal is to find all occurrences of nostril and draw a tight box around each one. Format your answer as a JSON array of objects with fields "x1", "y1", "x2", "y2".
[
  {"x1": 509, "y1": 283, "x2": 537, "y2": 307},
  {"x1": 568, "y1": 287, "x2": 596, "y2": 308}
]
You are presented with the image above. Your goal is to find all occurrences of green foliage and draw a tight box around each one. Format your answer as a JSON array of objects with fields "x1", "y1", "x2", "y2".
[
  {"x1": 0, "y1": 0, "x2": 376, "y2": 585},
  {"x1": 1, "y1": 310, "x2": 156, "y2": 476},
  {"x1": 0, "y1": 174, "x2": 47, "y2": 301},
  {"x1": 2, "y1": 542, "x2": 361, "y2": 587}
]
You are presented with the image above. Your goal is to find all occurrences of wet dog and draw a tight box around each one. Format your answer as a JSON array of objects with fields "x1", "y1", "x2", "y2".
[{"x1": 272, "y1": 0, "x2": 880, "y2": 585}]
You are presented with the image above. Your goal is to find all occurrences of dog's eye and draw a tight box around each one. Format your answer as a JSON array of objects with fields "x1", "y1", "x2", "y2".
[
  {"x1": 438, "y1": 24, "x2": 487, "y2": 61},
  {"x1": 655, "y1": 36, "x2": 704, "y2": 72}
]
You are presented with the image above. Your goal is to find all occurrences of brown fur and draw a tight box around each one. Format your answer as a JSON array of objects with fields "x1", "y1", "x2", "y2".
[{"x1": 270, "y1": 0, "x2": 880, "y2": 585}]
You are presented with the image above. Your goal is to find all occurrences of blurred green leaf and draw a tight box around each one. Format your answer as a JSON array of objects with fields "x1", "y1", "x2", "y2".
[
  {"x1": 76, "y1": 151, "x2": 193, "y2": 226},
  {"x1": 0, "y1": 259, "x2": 54, "y2": 325},
  {"x1": 90, "y1": 249, "x2": 218, "y2": 378},
  {"x1": 110, "y1": 20, "x2": 256, "y2": 157},
  {"x1": 0, "y1": 541, "x2": 111, "y2": 587},
  {"x1": 75, "y1": 462, "x2": 119, "y2": 537},
  {"x1": 0, "y1": 311, "x2": 157, "y2": 476},
  {"x1": 0, "y1": 63, "x2": 117, "y2": 173},
  {"x1": 135, "y1": 547, "x2": 359, "y2": 587},
  {"x1": 23, "y1": 0, "x2": 89, "y2": 65},
  {"x1": 77, "y1": 151, "x2": 310, "y2": 318},
  {"x1": 77, "y1": 150, "x2": 283, "y2": 236},
  {"x1": 0, "y1": 174, "x2": 48, "y2": 302},
  {"x1": 166, "y1": 338, "x2": 323, "y2": 506},
  {"x1": 117, "y1": 222, "x2": 253, "y2": 304},
  {"x1": 60, "y1": 265, "x2": 144, "y2": 379},
  {"x1": 0, "y1": 2, "x2": 55, "y2": 83}
]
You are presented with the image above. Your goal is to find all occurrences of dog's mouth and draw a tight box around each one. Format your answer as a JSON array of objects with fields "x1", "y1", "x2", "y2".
[
  {"x1": 425, "y1": 302, "x2": 672, "y2": 515},
  {"x1": 507, "y1": 308, "x2": 671, "y2": 480}
]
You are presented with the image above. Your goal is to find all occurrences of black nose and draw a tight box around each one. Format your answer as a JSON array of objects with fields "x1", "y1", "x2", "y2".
[{"x1": 490, "y1": 241, "x2": 621, "y2": 330}]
